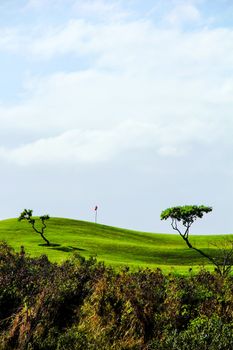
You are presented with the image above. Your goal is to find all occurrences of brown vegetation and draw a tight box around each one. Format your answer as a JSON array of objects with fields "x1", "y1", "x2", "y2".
[{"x1": 0, "y1": 242, "x2": 233, "y2": 349}]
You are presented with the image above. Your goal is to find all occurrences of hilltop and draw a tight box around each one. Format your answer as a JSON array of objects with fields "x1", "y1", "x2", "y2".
[{"x1": 0, "y1": 217, "x2": 231, "y2": 273}]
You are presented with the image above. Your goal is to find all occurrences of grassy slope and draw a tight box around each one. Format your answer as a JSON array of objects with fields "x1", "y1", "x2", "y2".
[{"x1": 0, "y1": 217, "x2": 231, "y2": 273}]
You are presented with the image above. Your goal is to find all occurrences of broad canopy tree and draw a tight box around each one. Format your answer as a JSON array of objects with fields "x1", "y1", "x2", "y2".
[
  {"x1": 160, "y1": 205, "x2": 233, "y2": 276},
  {"x1": 161, "y1": 205, "x2": 212, "y2": 248}
]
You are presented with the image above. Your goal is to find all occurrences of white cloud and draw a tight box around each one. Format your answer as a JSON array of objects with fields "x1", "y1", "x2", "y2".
[
  {"x1": 1, "y1": 4, "x2": 233, "y2": 72},
  {"x1": 0, "y1": 123, "x2": 148, "y2": 165},
  {"x1": 30, "y1": 19, "x2": 93, "y2": 59},
  {"x1": 25, "y1": 0, "x2": 48, "y2": 8},
  {"x1": 24, "y1": 0, "x2": 65, "y2": 10},
  {"x1": 73, "y1": 0, "x2": 126, "y2": 21},
  {"x1": 22, "y1": 17, "x2": 233, "y2": 77},
  {"x1": 0, "y1": 116, "x2": 224, "y2": 165},
  {"x1": 0, "y1": 6, "x2": 233, "y2": 166},
  {"x1": 0, "y1": 0, "x2": 233, "y2": 234},
  {"x1": 0, "y1": 65, "x2": 229, "y2": 136},
  {"x1": 166, "y1": 3, "x2": 201, "y2": 25},
  {"x1": 0, "y1": 28, "x2": 23, "y2": 52}
]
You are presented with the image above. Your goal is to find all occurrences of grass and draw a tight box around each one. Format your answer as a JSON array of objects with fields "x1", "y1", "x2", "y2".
[{"x1": 0, "y1": 217, "x2": 232, "y2": 273}]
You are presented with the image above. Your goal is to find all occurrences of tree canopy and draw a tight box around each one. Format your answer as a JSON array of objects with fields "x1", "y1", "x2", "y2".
[
  {"x1": 161, "y1": 205, "x2": 212, "y2": 226},
  {"x1": 161, "y1": 205, "x2": 212, "y2": 243}
]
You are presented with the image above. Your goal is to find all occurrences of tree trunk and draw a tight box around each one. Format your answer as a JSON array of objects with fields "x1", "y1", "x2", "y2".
[{"x1": 40, "y1": 233, "x2": 50, "y2": 246}]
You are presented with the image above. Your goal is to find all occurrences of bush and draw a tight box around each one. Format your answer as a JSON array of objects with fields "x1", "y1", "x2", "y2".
[
  {"x1": 0, "y1": 243, "x2": 233, "y2": 349},
  {"x1": 149, "y1": 316, "x2": 233, "y2": 350}
]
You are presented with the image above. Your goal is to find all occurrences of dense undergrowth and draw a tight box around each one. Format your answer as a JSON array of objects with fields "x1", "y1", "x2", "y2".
[{"x1": 0, "y1": 242, "x2": 233, "y2": 350}]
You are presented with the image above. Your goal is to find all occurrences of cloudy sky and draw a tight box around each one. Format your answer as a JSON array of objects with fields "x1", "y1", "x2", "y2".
[{"x1": 0, "y1": 0, "x2": 233, "y2": 234}]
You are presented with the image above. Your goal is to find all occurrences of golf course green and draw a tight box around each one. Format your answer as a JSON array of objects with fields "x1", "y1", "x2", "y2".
[{"x1": 0, "y1": 217, "x2": 231, "y2": 273}]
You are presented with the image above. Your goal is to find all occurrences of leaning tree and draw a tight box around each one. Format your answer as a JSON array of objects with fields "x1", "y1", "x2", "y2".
[
  {"x1": 160, "y1": 205, "x2": 233, "y2": 276},
  {"x1": 18, "y1": 209, "x2": 50, "y2": 246}
]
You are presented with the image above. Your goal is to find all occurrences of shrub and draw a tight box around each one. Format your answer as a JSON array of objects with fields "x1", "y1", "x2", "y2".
[{"x1": 0, "y1": 243, "x2": 233, "y2": 350}]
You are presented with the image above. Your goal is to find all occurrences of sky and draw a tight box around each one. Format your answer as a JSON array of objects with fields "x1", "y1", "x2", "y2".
[{"x1": 0, "y1": 0, "x2": 233, "y2": 234}]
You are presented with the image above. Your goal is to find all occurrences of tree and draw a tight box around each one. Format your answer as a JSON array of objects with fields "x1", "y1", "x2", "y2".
[
  {"x1": 160, "y1": 205, "x2": 233, "y2": 276},
  {"x1": 18, "y1": 209, "x2": 50, "y2": 246},
  {"x1": 209, "y1": 239, "x2": 233, "y2": 277}
]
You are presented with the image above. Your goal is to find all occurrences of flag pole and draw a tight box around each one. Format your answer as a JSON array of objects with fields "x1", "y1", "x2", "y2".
[{"x1": 94, "y1": 205, "x2": 98, "y2": 224}]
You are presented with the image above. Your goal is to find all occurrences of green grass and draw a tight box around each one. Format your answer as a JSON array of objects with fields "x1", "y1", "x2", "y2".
[{"x1": 0, "y1": 217, "x2": 232, "y2": 273}]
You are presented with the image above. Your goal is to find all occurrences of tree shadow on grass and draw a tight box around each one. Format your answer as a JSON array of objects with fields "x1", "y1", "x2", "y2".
[
  {"x1": 49, "y1": 245, "x2": 86, "y2": 253},
  {"x1": 38, "y1": 243, "x2": 61, "y2": 247},
  {"x1": 38, "y1": 243, "x2": 85, "y2": 253}
]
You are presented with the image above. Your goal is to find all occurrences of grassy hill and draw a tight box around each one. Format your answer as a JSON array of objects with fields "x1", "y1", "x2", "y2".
[{"x1": 0, "y1": 217, "x2": 231, "y2": 273}]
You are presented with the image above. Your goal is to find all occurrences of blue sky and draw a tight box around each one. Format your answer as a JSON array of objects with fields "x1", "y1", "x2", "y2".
[{"x1": 0, "y1": 0, "x2": 233, "y2": 234}]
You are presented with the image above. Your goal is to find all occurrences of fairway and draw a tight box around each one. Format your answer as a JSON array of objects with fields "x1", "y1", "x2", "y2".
[{"x1": 0, "y1": 217, "x2": 232, "y2": 273}]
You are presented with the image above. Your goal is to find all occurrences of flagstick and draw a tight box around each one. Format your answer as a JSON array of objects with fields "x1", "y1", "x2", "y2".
[{"x1": 95, "y1": 208, "x2": 97, "y2": 224}]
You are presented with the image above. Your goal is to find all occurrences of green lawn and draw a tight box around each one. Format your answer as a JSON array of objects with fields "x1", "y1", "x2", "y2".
[{"x1": 0, "y1": 217, "x2": 232, "y2": 273}]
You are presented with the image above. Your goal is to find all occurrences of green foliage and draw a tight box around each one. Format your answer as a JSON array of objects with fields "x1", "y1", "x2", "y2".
[
  {"x1": 149, "y1": 316, "x2": 233, "y2": 350},
  {"x1": 161, "y1": 205, "x2": 212, "y2": 226},
  {"x1": 0, "y1": 217, "x2": 232, "y2": 272},
  {"x1": 161, "y1": 205, "x2": 233, "y2": 277},
  {"x1": 0, "y1": 244, "x2": 233, "y2": 349}
]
